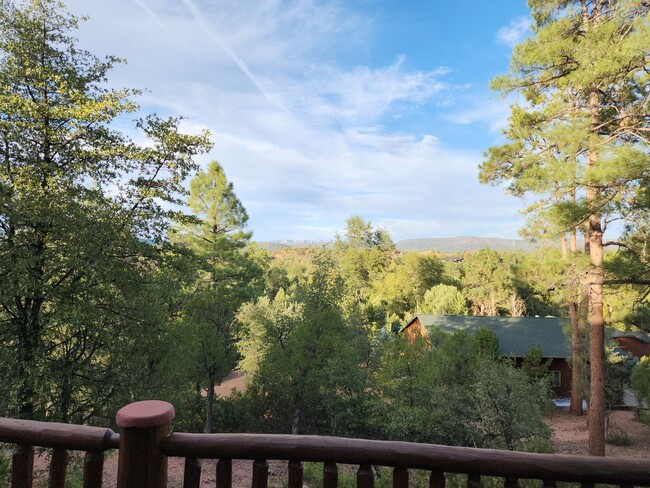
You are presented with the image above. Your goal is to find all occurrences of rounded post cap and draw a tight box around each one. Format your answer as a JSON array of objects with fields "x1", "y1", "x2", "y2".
[{"x1": 116, "y1": 400, "x2": 175, "y2": 428}]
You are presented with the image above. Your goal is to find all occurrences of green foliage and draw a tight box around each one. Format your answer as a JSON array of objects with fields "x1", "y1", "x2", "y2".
[
  {"x1": 0, "y1": 0, "x2": 211, "y2": 421},
  {"x1": 171, "y1": 161, "x2": 263, "y2": 432},
  {"x1": 631, "y1": 356, "x2": 650, "y2": 408},
  {"x1": 605, "y1": 348, "x2": 632, "y2": 412},
  {"x1": 238, "y1": 253, "x2": 373, "y2": 436},
  {"x1": 461, "y1": 249, "x2": 517, "y2": 316},
  {"x1": 0, "y1": 452, "x2": 8, "y2": 488},
  {"x1": 481, "y1": 0, "x2": 650, "y2": 453},
  {"x1": 369, "y1": 253, "x2": 445, "y2": 322},
  {"x1": 606, "y1": 429, "x2": 632, "y2": 446},
  {"x1": 522, "y1": 345, "x2": 552, "y2": 382},
  {"x1": 372, "y1": 330, "x2": 550, "y2": 450},
  {"x1": 473, "y1": 361, "x2": 551, "y2": 450},
  {"x1": 523, "y1": 436, "x2": 555, "y2": 454},
  {"x1": 421, "y1": 284, "x2": 468, "y2": 315},
  {"x1": 338, "y1": 215, "x2": 395, "y2": 251}
]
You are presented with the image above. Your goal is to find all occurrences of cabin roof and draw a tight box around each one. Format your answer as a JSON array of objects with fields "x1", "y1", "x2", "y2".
[{"x1": 403, "y1": 314, "x2": 571, "y2": 358}]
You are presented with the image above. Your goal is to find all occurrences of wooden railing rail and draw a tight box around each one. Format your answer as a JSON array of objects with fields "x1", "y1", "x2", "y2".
[
  {"x1": 0, "y1": 417, "x2": 118, "y2": 487},
  {"x1": 161, "y1": 432, "x2": 650, "y2": 486},
  {"x1": 0, "y1": 401, "x2": 649, "y2": 488}
]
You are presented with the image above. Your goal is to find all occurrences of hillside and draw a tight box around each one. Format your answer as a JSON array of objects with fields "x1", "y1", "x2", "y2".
[
  {"x1": 395, "y1": 236, "x2": 536, "y2": 253},
  {"x1": 255, "y1": 236, "x2": 536, "y2": 253}
]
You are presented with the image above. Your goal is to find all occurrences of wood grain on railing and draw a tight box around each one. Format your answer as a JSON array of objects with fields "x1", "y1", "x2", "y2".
[
  {"x1": 288, "y1": 459, "x2": 303, "y2": 488},
  {"x1": 393, "y1": 466, "x2": 408, "y2": 488},
  {"x1": 0, "y1": 418, "x2": 117, "y2": 488},
  {"x1": 49, "y1": 448, "x2": 67, "y2": 488},
  {"x1": 217, "y1": 458, "x2": 232, "y2": 488},
  {"x1": 252, "y1": 459, "x2": 268, "y2": 488},
  {"x1": 12, "y1": 444, "x2": 34, "y2": 488},
  {"x1": 429, "y1": 470, "x2": 445, "y2": 488},
  {"x1": 357, "y1": 464, "x2": 374, "y2": 488},
  {"x1": 0, "y1": 418, "x2": 118, "y2": 451},
  {"x1": 162, "y1": 433, "x2": 650, "y2": 486},
  {"x1": 83, "y1": 451, "x2": 105, "y2": 488},
  {"x1": 183, "y1": 457, "x2": 201, "y2": 488},
  {"x1": 467, "y1": 473, "x2": 481, "y2": 488},
  {"x1": 323, "y1": 461, "x2": 338, "y2": 488},
  {"x1": 2, "y1": 405, "x2": 650, "y2": 488}
]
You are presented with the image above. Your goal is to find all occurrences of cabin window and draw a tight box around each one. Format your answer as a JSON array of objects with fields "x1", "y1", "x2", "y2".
[{"x1": 550, "y1": 370, "x2": 561, "y2": 388}]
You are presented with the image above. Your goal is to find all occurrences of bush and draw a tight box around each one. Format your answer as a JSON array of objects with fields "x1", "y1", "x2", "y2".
[
  {"x1": 631, "y1": 356, "x2": 650, "y2": 408},
  {"x1": 524, "y1": 436, "x2": 555, "y2": 454},
  {"x1": 473, "y1": 361, "x2": 552, "y2": 451},
  {"x1": 637, "y1": 408, "x2": 650, "y2": 425},
  {"x1": 0, "y1": 452, "x2": 8, "y2": 488},
  {"x1": 606, "y1": 429, "x2": 632, "y2": 446}
]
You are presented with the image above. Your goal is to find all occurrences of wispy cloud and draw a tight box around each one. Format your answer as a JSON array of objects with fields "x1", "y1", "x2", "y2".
[
  {"x1": 497, "y1": 17, "x2": 530, "y2": 48},
  {"x1": 446, "y1": 97, "x2": 512, "y2": 133},
  {"x1": 178, "y1": 0, "x2": 289, "y2": 112},
  {"x1": 65, "y1": 0, "x2": 524, "y2": 241}
]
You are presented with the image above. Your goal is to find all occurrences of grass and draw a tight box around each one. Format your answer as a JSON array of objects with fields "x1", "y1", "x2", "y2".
[
  {"x1": 605, "y1": 429, "x2": 632, "y2": 447},
  {"x1": 299, "y1": 463, "x2": 583, "y2": 488}
]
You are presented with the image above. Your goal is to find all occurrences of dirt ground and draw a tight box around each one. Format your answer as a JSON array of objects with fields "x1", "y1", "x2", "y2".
[
  {"x1": 30, "y1": 408, "x2": 649, "y2": 487},
  {"x1": 547, "y1": 409, "x2": 650, "y2": 459}
]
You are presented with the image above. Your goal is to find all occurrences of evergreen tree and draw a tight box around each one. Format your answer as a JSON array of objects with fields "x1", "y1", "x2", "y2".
[
  {"x1": 480, "y1": 0, "x2": 650, "y2": 455},
  {"x1": 0, "y1": 0, "x2": 211, "y2": 420},
  {"x1": 172, "y1": 161, "x2": 263, "y2": 433},
  {"x1": 421, "y1": 284, "x2": 468, "y2": 315},
  {"x1": 461, "y1": 248, "x2": 515, "y2": 316}
]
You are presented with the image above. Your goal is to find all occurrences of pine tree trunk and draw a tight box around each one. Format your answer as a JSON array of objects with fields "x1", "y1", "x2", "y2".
[
  {"x1": 568, "y1": 230, "x2": 584, "y2": 416},
  {"x1": 568, "y1": 300, "x2": 583, "y2": 415},
  {"x1": 586, "y1": 85, "x2": 605, "y2": 456},
  {"x1": 587, "y1": 222, "x2": 605, "y2": 455}
]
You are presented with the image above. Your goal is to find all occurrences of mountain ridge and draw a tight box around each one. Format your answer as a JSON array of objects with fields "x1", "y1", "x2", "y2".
[{"x1": 255, "y1": 236, "x2": 536, "y2": 253}]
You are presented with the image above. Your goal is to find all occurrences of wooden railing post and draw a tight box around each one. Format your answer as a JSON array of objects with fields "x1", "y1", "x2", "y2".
[{"x1": 115, "y1": 400, "x2": 175, "y2": 488}]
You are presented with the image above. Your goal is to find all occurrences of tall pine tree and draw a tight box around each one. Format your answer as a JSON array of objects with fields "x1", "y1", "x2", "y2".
[
  {"x1": 172, "y1": 161, "x2": 263, "y2": 433},
  {"x1": 480, "y1": 0, "x2": 649, "y2": 455}
]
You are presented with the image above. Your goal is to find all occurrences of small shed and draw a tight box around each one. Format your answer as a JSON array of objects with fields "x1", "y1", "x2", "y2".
[{"x1": 607, "y1": 329, "x2": 650, "y2": 358}]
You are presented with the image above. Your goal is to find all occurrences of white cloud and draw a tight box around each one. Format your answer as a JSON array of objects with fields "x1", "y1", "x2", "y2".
[
  {"x1": 497, "y1": 17, "x2": 531, "y2": 48},
  {"x1": 61, "y1": 0, "x2": 525, "y2": 241},
  {"x1": 295, "y1": 58, "x2": 450, "y2": 123}
]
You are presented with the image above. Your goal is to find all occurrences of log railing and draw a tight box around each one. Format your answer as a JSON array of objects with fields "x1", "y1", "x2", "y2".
[
  {"x1": 0, "y1": 416, "x2": 118, "y2": 487},
  {"x1": 0, "y1": 400, "x2": 648, "y2": 487}
]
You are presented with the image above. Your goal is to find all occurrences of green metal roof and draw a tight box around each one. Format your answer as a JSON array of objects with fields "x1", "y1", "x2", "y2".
[{"x1": 408, "y1": 314, "x2": 571, "y2": 358}]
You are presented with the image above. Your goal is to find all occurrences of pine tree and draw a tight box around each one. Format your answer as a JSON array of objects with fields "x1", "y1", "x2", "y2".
[
  {"x1": 480, "y1": 0, "x2": 650, "y2": 455},
  {"x1": 173, "y1": 161, "x2": 263, "y2": 433}
]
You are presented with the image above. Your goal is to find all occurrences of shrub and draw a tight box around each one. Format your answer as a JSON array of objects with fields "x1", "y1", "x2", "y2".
[
  {"x1": 606, "y1": 429, "x2": 632, "y2": 446},
  {"x1": 630, "y1": 356, "x2": 650, "y2": 408}
]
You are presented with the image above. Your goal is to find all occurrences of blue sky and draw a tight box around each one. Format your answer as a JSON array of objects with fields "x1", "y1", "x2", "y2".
[{"x1": 65, "y1": 0, "x2": 534, "y2": 242}]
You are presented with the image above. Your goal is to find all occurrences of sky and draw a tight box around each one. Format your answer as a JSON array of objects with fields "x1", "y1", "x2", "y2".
[{"x1": 64, "y1": 0, "x2": 534, "y2": 242}]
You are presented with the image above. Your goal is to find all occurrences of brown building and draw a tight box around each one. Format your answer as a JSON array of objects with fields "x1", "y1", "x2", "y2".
[
  {"x1": 402, "y1": 315, "x2": 574, "y2": 397},
  {"x1": 607, "y1": 330, "x2": 650, "y2": 359}
]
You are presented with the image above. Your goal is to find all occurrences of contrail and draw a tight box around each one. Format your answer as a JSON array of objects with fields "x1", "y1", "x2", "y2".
[
  {"x1": 180, "y1": 0, "x2": 289, "y2": 113},
  {"x1": 133, "y1": 0, "x2": 201, "y2": 60}
]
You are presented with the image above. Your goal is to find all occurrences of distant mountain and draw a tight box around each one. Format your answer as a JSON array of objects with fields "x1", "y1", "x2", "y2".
[
  {"x1": 395, "y1": 236, "x2": 536, "y2": 253},
  {"x1": 256, "y1": 240, "x2": 331, "y2": 251},
  {"x1": 254, "y1": 236, "x2": 538, "y2": 253}
]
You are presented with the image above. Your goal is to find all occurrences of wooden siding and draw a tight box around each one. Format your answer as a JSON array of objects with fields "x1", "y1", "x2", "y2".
[{"x1": 613, "y1": 337, "x2": 650, "y2": 358}]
